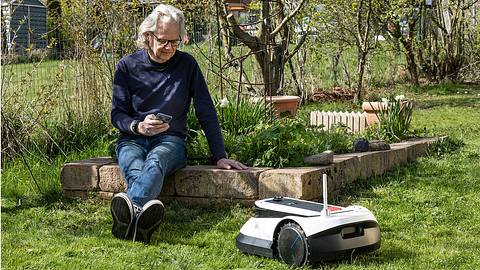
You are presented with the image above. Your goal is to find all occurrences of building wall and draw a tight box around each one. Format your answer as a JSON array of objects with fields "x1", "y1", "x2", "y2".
[{"x1": 7, "y1": 0, "x2": 47, "y2": 54}]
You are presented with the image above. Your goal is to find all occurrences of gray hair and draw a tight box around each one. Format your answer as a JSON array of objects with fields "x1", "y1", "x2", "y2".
[{"x1": 136, "y1": 4, "x2": 186, "y2": 49}]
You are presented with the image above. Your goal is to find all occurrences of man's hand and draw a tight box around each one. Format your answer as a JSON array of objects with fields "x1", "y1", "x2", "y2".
[
  {"x1": 217, "y1": 158, "x2": 248, "y2": 170},
  {"x1": 138, "y1": 114, "x2": 169, "y2": 136}
]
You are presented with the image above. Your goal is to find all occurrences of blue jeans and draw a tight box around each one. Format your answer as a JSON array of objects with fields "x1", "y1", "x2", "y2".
[{"x1": 116, "y1": 134, "x2": 187, "y2": 206}]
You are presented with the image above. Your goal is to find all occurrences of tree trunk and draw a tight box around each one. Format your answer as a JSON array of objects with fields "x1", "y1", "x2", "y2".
[
  {"x1": 401, "y1": 39, "x2": 420, "y2": 85},
  {"x1": 355, "y1": 50, "x2": 367, "y2": 101}
]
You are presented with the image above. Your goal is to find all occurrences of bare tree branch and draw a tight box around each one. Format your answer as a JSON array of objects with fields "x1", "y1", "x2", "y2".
[
  {"x1": 285, "y1": 31, "x2": 308, "y2": 62},
  {"x1": 270, "y1": 0, "x2": 308, "y2": 36},
  {"x1": 226, "y1": 13, "x2": 260, "y2": 49}
]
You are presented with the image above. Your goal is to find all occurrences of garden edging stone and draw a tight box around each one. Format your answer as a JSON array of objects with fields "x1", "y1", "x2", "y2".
[{"x1": 60, "y1": 137, "x2": 437, "y2": 204}]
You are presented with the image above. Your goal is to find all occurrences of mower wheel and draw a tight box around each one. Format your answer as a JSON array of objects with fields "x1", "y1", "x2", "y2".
[{"x1": 276, "y1": 223, "x2": 309, "y2": 266}]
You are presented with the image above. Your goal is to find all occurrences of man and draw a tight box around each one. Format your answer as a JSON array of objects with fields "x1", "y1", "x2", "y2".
[{"x1": 110, "y1": 4, "x2": 247, "y2": 244}]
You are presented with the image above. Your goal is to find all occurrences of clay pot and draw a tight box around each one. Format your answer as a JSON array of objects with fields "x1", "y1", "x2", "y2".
[
  {"x1": 362, "y1": 101, "x2": 411, "y2": 126},
  {"x1": 252, "y1": 96, "x2": 301, "y2": 117},
  {"x1": 362, "y1": 101, "x2": 388, "y2": 125}
]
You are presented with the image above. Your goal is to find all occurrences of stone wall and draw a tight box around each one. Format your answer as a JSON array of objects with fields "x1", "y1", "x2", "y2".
[{"x1": 61, "y1": 138, "x2": 436, "y2": 205}]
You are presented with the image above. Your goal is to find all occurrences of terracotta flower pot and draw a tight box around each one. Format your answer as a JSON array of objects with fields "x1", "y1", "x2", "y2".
[
  {"x1": 362, "y1": 101, "x2": 388, "y2": 126},
  {"x1": 252, "y1": 95, "x2": 301, "y2": 117},
  {"x1": 362, "y1": 100, "x2": 411, "y2": 126}
]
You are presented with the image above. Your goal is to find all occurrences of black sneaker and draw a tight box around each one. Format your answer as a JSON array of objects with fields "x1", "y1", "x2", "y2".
[
  {"x1": 133, "y1": 200, "x2": 165, "y2": 243},
  {"x1": 126, "y1": 204, "x2": 143, "y2": 240},
  {"x1": 110, "y1": 193, "x2": 134, "y2": 239}
]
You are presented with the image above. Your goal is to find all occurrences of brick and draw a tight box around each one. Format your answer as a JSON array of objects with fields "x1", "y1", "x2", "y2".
[
  {"x1": 98, "y1": 163, "x2": 175, "y2": 196},
  {"x1": 258, "y1": 167, "x2": 334, "y2": 200},
  {"x1": 175, "y1": 166, "x2": 268, "y2": 199},
  {"x1": 60, "y1": 157, "x2": 114, "y2": 190}
]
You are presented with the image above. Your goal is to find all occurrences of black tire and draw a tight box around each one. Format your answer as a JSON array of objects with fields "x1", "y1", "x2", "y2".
[{"x1": 276, "y1": 223, "x2": 309, "y2": 266}]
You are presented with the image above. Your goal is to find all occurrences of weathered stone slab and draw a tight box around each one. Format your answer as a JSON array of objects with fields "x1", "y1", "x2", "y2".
[
  {"x1": 60, "y1": 157, "x2": 114, "y2": 191},
  {"x1": 353, "y1": 151, "x2": 387, "y2": 179},
  {"x1": 258, "y1": 167, "x2": 333, "y2": 200},
  {"x1": 391, "y1": 138, "x2": 433, "y2": 162},
  {"x1": 98, "y1": 164, "x2": 126, "y2": 192},
  {"x1": 332, "y1": 155, "x2": 360, "y2": 186},
  {"x1": 63, "y1": 189, "x2": 89, "y2": 199},
  {"x1": 304, "y1": 150, "x2": 334, "y2": 165},
  {"x1": 385, "y1": 146, "x2": 409, "y2": 168},
  {"x1": 61, "y1": 137, "x2": 440, "y2": 203},
  {"x1": 164, "y1": 196, "x2": 256, "y2": 207},
  {"x1": 175, "y1": 166, "x2": 269, "y2": 199},
  {"x1": 98, "y1": 164, "x2": 175, "y2": 196}
]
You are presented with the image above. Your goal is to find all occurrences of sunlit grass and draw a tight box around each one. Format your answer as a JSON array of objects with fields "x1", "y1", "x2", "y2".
[{"x1": 2, "y1": 87, "x2": 480, "y2": 269}]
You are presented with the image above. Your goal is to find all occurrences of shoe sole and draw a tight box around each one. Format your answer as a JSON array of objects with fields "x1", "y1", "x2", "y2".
[
  {"x1": 133, "y1": 200, "x2": 165, "y2": 243},
  {"x1": 111, "y1": 193, "x2": 134, "y2": 239}
]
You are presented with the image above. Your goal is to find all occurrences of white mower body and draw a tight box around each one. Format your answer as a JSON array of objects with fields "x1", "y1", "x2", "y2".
[{"x1": 236, "y1": 196, "x2": 381, "y2": 265}]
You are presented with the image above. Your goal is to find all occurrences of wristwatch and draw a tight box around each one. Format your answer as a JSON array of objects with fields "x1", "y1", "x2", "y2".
[{"x1": 131, "y1": 120, "x2": 140, "y2": 135}]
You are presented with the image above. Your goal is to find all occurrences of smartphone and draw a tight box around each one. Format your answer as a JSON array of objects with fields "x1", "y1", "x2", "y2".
[{"x1": 155, "y1": 112, "x2": 173, "y2": 124}]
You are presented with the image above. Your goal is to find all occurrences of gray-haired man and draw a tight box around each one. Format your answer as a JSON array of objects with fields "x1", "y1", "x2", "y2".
[{"x1": 110, "y1": 4, "x2": 247, "y2": 243}]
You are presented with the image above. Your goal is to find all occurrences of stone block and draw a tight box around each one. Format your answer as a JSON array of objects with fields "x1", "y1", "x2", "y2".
[
  {"x1": 332, "y1": 155, "x2": 360, "y2": 186},
  {"x1": 165, "y1": 196, "x2": 256, "y2": 207},
  {"x1": 391, "y1": 138, "x2": 434, "y2": 162},
  {"x1": 354, "y1": 151, "x2": 387, "y2": 179},
  {"x1": 98, "y1": 164, "x2": 126, "y2": 192},
  {"x1": 60, "y1": 157, "x2": 114, "y2": 190},
  {"x1": 408, "y1": 140, "x2": 429, "y2": 161},
  {"x1": 258, "y1": 167, "x2": 334, "y2": 200},
  {"x1": 175, "y1": 166, "x2": 268, "y2": 199},
  {"x1": 63, "y1": 189, "x2": 89, "y2": 199},
  {"x1": 98, "y1": 163, "x2": 175, "y2": 196},
  {"x1": 386, "y1": 146, "x2": 409, "y2": 168}
]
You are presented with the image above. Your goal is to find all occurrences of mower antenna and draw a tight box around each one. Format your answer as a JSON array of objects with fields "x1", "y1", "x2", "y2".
[{"x1": 322, "y1": 174, "x2": 330, "y2": 216}]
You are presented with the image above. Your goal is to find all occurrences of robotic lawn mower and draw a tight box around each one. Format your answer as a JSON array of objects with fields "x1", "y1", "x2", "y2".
[{"x1": 236, "y1": 174, "x2": 381, "y2": 266}]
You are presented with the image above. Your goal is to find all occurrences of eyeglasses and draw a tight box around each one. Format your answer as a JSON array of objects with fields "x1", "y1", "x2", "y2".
[{"x1": 149, "y1": 32, "x2": 182, "y2": 48}]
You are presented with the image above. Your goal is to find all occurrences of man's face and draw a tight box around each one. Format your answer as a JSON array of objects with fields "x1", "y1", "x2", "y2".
[{"x1": 147, "y1": 18, "x2": 180, "y2": 63}]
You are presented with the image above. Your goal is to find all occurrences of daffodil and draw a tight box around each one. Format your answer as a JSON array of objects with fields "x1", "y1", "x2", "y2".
[{"x1": 219, "y1": 97, "x2": 229, "y2": 108}]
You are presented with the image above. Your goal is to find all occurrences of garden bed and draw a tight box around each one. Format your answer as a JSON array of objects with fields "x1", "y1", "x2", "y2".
[{"x1": 61, "y1": 137, "x2": 437, "y2": 205}]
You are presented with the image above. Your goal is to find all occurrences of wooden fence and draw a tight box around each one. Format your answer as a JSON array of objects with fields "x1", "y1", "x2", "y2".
[{"x1": 310, "y1": 111, "x2": 367, "y2": 134}]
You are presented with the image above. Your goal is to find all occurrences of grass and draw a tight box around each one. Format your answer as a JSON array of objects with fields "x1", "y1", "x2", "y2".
[{"x1": 2, "y1": 84, "x2": 480, "y2": 269}]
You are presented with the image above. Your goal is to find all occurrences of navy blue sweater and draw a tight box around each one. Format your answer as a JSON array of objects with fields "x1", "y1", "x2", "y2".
[{"x1": 111, "y1": 50, "x2": 226, "y2": 161}]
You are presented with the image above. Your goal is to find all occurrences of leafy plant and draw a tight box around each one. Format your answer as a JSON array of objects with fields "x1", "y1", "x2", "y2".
[
  {"x1": 372, "y1": 95, "x2": 414, "y2": 142},
  {"x1": 188, "y1": 117, "x2": 353, "y2": 168},
  {"x1": 214, "y1": 95, "x2": 273, "y2": 135}
]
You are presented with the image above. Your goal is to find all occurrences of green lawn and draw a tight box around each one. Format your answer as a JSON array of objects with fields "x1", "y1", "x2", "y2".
[{"x1": 2, "y1": 86, "x2": 480, "y2": 269}]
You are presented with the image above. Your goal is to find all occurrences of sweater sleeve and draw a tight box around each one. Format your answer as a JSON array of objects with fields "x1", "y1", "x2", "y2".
[
  {"x1": 111, "y1": 60, "x2": 136, "y2": 134},
  {"x1": 191, "y1": 61, "x2": 227, "y2": 161}
]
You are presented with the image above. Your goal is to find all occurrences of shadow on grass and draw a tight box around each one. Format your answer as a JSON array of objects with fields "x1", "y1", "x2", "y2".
[
  {"x1": 411, "y1": 82, "x2": 480, "y2": 96},
  {"x1": 415, "y1": 96, "x2": 480, "y2": 110},
  {"x1": 1, "y1": 189, "x2": 64, "y2": 213},
  {"x1": 310, "y1": 244, "x2": 417, "y2": 268},
  {"x1": 151, "y1": 200, "x2": 246, "y2": 246}
]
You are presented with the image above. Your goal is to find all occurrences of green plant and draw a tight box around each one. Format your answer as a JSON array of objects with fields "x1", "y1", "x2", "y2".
[
  {"x1": 214, "y1": 95, "x2": 273, "y2": 135},
  {"x1": 236, "y1": 118, "x2": 352, "y2": 167},
  {"x1": 187, "y1": 117, "x2": 353, "y2": 168},
  {"x1": 374, "y1": 95, "x2": 414, "y2": 142}
]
